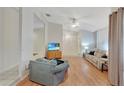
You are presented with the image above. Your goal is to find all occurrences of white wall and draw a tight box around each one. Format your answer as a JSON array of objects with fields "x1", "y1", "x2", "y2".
[
  {"x1": 3, "y1": 8, "x2": 20, "y2": 71},
  {"x1": 20, "y1": 8, "x2": 34, "y2": 75},
  {"x1": 62, "y1": 30, "x2": 96, "y2": 56},
  {"x1": 96, "y1": 27, "x2": 108, "y2": 51},
  {"x1": 32, "y1": 8, "x2": 48, "y2": 54},
  {"x1": 0, "y1": 8, "x2": 4, "y2": 72},
  {"x1": 0, "y1": 8, "x2": 20, "y2": 73},
  {"x1": 63, "y1": 31, "x2": 79, "y2": 56},
  {"x1": 20, "y1": 8, "x2": 47, "y2": 76},
  {"x1": 79, "y1": 30, "x2": 96, "y2": 54},
  {"x1": 47, "y1": 22, "x2": 63, "y2": 50}
]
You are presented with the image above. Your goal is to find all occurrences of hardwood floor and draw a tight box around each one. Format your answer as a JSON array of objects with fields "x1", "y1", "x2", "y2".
[{"x1": 17, "y1": 56, "x2": 110, "y2": 86}]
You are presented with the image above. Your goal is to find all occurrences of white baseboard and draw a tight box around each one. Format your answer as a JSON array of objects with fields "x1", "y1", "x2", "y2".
[{"x1": 14, "y1": 71, "x2": 29, "y2": 86}]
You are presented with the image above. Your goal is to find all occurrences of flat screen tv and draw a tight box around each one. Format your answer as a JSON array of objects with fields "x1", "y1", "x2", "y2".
[{"x1": 48, "y1": 43, "x2": 60, "y2": 51}]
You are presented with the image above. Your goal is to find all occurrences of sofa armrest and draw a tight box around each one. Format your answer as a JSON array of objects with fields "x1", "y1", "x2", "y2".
[
  {"x1": 51, "y1": 63, "x2": 69, "y2": 74},
  {"x1": 99, "y1": 58, "x2": 108, "y2": 63}
]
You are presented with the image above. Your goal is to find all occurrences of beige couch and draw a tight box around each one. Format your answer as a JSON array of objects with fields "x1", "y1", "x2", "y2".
[{"x1": 85, "y1": 49, "x2": 108, "y2": 70}]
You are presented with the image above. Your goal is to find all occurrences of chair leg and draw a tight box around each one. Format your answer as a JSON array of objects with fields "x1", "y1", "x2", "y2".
[{"x1": 101, "y1": 64, "x2": 103, "y2": 72}]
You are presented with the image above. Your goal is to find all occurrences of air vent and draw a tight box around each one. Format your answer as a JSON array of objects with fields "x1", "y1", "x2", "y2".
[{"x1": 45, "y1": 13, "x2": 51, "y2": 17}]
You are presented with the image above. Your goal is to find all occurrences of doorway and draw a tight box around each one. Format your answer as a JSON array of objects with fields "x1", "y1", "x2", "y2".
[{"x1": 32, "y1": 14, "x2": 45, "y2": 60}]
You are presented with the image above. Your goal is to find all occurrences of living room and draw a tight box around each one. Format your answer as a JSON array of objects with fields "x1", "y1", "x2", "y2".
[
  {"x1": 0, "y1": 7, "x2": 123, "y2": 86},
  {"x1": 19, "y1": 7, "x2": 110, "y2": 85}
]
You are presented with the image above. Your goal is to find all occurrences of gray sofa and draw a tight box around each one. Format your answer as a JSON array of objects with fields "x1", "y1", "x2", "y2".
[
  {"x1": 29, "y1": 58, "x2": 69, "y2": 86},
  {"x1": 85, "y1": 49, "x2": 108, "y2": 70}
]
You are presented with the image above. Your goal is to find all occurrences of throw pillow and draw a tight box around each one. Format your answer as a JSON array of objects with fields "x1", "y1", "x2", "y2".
[
  {"x1": 56, "y1": 59, "x2": 64, "y2": 65},
  {"x1": 101, "y1": 54, "x2": 108, "y2": 58},
  {"x1": 89, "y1": 51, "x2": 95, "y2": 55},
  {"x1": 50, "y1": 59, "x2": 57, "y2": 65}
]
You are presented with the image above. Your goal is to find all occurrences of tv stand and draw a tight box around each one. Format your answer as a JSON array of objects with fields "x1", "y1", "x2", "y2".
[{"x1": 46, "y1": 50, "x2": 62, "y2": 59}]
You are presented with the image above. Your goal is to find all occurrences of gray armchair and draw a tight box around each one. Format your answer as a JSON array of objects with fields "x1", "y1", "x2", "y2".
[{"x1": 29, "y1": 59, "x2": 69, "y2": 86}]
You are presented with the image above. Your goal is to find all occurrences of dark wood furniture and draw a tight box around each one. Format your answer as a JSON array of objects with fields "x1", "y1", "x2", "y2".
[
  {"x1": 46, "y1": 50, "x2": 62, "y2": 59},
  {"x1": 101, "y1": 62, "x2": 108, "y2": 72}
]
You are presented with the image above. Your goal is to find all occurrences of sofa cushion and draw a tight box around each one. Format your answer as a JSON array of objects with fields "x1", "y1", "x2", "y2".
[
  {"x1": 36, "y1": 58, "x2": 57, "y2": 66},
  {"x1": 89, "y1": 55, "x2": 98, "y2": 63},
  {"x1": 52, "y1": 62, "x2": 69, "y2": 73},
  {"x1": 56, "y1": 59, "x2": 64, "y2": 65},
  {"x1": 36, "y1": 58, "x2": 48, "y2": 62},
  {"x1": 92, "y1": 56, "x2": 98, "y2": 63},
  {"x1": 101, "y1": 54, "x2": 108, "y2": 58},
  {"x1": 88, "y1": 51, "x2": 95, "y2": 55},
  {"x1": 50, "y1": 59, "x2": 57, "y2": 65},
  {"x1": 94, "y1": 51, "x2": 105, "y2": 58},
  {"x1": 85, "y1": 49, "x2": 108, "y2": 69}
]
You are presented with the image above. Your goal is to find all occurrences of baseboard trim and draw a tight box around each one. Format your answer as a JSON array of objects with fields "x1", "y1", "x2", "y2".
[{"x1": 15, "y1": 71, "x2": 29, "y2": 86}]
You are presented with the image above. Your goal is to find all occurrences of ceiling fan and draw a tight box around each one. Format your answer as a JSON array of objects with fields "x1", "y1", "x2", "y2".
[
  {"x1": 44, "y1": 12, "x2": 93, "y2": 30},
  {"x1": 70, "y1": 18, "x2": 80, "y2": 28}
]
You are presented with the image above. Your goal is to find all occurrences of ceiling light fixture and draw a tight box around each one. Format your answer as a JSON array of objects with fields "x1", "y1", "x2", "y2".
[
  {"x1": 72, "y1": 22, "x2": 79, "y2": 28},
  {"x1": 71, "y1": 18, "x2": 80, "y2": 28}
]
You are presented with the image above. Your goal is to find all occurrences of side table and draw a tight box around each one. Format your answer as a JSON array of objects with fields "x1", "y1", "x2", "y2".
[{"x1": 100, "y1": 58, "x2": 108, "y2": 72}]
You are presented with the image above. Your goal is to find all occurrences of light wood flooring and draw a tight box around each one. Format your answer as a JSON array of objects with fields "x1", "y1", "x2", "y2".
[{"x1": 17, "y1": 56, "x2": 110, "y2": 86}]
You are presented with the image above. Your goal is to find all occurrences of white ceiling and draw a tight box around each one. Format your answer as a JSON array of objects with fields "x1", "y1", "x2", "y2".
[{"x1": 39, "y1": 7, "x2": 111, "y2": 32}]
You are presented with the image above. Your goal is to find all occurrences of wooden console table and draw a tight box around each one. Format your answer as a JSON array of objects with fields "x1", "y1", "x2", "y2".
[{"x1": 46, "y1": 50, "x2": 62, "y2": 59}]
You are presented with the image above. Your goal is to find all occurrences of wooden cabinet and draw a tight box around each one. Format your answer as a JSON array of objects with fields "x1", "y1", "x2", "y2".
[{"x1": 47, "y1": 50, "x2": 62, "y2": 59}]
